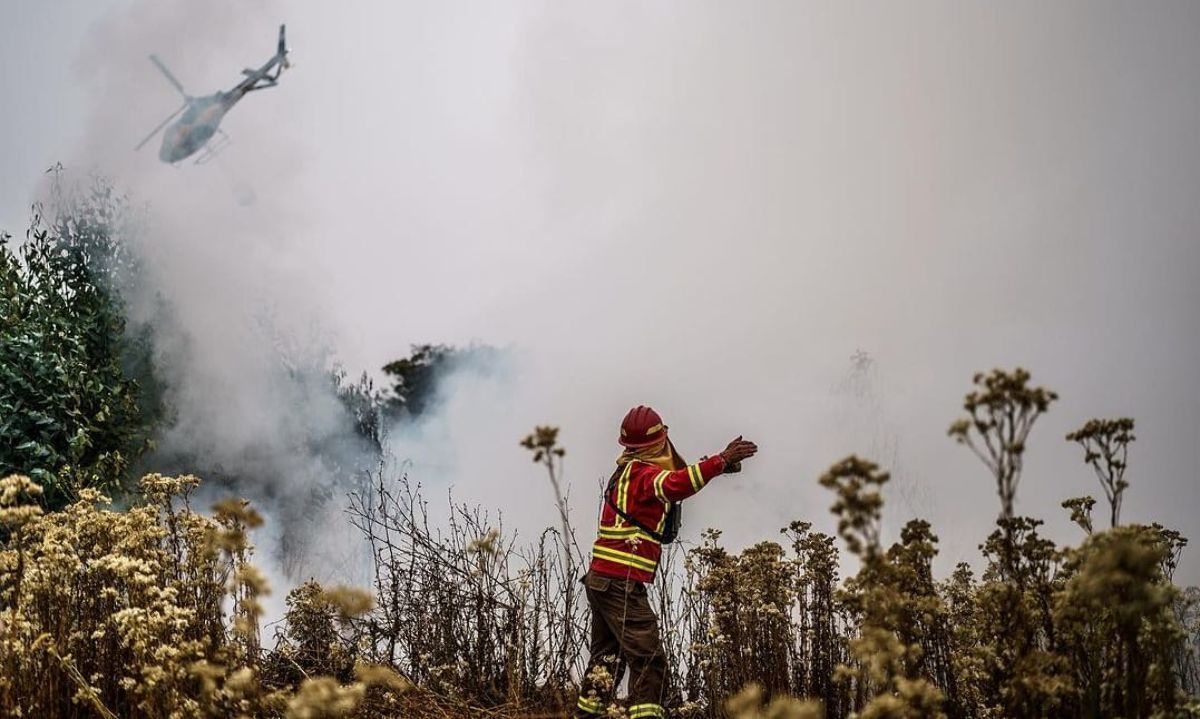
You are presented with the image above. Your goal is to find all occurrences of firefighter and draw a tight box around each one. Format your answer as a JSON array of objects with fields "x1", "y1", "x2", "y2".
[{"x1": 574, "y1": 405, "x2": 758, "y2": 719}]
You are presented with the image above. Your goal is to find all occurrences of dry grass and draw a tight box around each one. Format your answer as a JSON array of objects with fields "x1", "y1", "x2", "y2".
[{"x1": 3, "y1": 368, "x2": 1200, "y2": 718}]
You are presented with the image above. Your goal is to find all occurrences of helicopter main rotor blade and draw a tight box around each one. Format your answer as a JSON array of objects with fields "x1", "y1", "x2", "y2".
[
  {"x1": 134, "y1": 103, "x2": 186, "y2": 151},
  {"x1": 149, "y1": 54, "x2": 187, "y2": 98}
]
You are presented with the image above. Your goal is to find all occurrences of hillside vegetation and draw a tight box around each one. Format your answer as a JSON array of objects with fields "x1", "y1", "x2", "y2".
[{"x1": 1, "y1": 186, "x2": 1198, "y2": 718}]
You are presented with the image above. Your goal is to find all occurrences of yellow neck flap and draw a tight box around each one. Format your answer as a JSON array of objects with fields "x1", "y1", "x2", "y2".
[{"x1": 616, "y1": 437, "x2": 687, "y2": 471}]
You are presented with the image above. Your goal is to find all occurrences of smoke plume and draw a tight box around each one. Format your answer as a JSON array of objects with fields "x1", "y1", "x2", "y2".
[{"x1": 8, "y1": 0, "x2": 1196, "y2": 589}]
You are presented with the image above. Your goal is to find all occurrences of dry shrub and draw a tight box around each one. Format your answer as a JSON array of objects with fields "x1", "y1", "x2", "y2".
[
  {"x1": 2, "y1": 365, "x2": 1199, "y2": 719},
  {"x1": 668, "y1": 524, "x2": 855, "y2": 718},
  {"x1": 684, "y1": 532, "x2": 799, "y2": 703},
  {"x1": 725, "y1": 682, "x2": 823, "y2": 719},
  {"x1": 262, "y1": 581, "x2": 361, "y2": 687},
  {"x1": 1054, "y1": 524, "x2": 1185, "y2": 716},
  {"x1": 0, "y1": 473, "x2": 406, "y2": 719},
  {"x1": 346, "y1": 471, "x2": 585, "y2": 713},
  {"x1": 0, "y1": 473, "x2": 229, "y2": 717},
  {"x1": 664, "y1": 370, "x2": 1198, "y2": 719}
]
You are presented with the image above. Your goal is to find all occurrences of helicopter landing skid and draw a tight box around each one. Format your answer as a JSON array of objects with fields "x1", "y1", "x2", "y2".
[{"x1": 194, "y1": 130, "x2": 232, "y2": 166}]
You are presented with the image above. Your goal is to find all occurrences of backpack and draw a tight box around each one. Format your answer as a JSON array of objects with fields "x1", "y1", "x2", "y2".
[{"x1": 604, "y1": 465, "x2": 682, "y2": 544}]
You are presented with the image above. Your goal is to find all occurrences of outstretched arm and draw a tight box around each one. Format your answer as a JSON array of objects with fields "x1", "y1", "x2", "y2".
[{"x1": 651, "y1": 436, "x2": 758, "y2": 503}]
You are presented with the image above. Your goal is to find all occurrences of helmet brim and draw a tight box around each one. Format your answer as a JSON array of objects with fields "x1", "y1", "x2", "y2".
[{"x1": 619, "y1": 430, "x2": 668, "y2": 449}]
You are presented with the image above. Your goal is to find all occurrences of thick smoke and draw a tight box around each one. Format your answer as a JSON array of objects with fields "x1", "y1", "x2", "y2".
[
  {"x1": 26, "y1": 0, "x2": 1200, "y2": 591},
  {"x1": 56, "y1": 1, "x2": 389, "y2": 606}
]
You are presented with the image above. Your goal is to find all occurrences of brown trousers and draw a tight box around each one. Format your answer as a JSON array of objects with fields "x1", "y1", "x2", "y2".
[{"x1": 574, "y1": 570, "x2": 667, "y2": 718}]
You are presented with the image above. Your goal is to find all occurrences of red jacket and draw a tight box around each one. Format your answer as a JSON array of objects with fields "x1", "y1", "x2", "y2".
[{"x1": 589, "y1": 454, "x2": 727, "y2": 582}]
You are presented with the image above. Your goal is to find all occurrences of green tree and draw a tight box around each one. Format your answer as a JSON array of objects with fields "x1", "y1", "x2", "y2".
[
  {"x1": 380, "y1": 344, "x2": 459, "y2": 421},
  {"x1": 0, "y1": 179, "x2": 157, "y2": 508},
  {"x1": 380, "y1": 343, "x2": 500, "y2": 423}
]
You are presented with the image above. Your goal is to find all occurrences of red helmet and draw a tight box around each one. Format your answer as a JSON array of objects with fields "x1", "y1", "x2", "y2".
[{"x1": 619, "y1": 405, "x2": 667, "y2": 448}]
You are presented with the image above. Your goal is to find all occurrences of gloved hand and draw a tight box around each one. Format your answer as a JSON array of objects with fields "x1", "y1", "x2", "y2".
[{"x1": 719, "y1": 436, "x2": 758, "y2": 473}]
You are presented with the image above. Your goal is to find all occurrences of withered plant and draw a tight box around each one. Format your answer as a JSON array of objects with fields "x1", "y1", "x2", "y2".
[
  {"x1": 948, "y1": 368, "x2": 1058, "y2": 526},
  {"x1": 820, "y1": 456, "x2": 947, "y2": 719},
  {"x1": 346, "y1": 468, "x2": 586, "y2": 712},
  {"x1": 1065, "y1": 418, "x2": 1135, "y2": 528},
  {"x1": 0, "y1": 473, "x2": 407, "y2": 718},
  {"x1": 3, "y1": 364, "x2": 1199, "y2": 719}
]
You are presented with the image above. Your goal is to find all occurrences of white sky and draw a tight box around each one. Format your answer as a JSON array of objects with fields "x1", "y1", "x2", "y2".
[{"x1": 1, "y1": 1, "x2": 1198, "y2": 584}]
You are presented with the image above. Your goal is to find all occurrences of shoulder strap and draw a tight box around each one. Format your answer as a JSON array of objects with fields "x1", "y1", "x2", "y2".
[{"x1": 605, "y1": 464, "x2": 666, "y2": 543}]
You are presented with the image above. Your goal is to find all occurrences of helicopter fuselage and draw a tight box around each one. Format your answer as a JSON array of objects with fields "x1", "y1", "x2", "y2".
[{"x1": 158, "y1": 91, "x2": 244, "y2": 163}]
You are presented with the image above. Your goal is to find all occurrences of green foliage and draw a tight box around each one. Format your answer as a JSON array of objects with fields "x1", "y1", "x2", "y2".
[
  {"x1": 380, "y1": 344, "x2": 457, "y2": 421},
  {"x1": 380, "y1": 343, "x2": 501, "y2": 423},
  {"x1": 0, "y1": 180, "x2": 157, "y2": 508}
]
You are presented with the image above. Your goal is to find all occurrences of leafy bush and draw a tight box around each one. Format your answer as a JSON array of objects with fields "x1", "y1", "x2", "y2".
[{"x1": 0, "y1": 179, "x2": 158, "y2": 508}]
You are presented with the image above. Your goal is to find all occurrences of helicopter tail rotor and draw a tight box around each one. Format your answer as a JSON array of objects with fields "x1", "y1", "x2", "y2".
[{"x1": 277, "y1": 25, "x2": 290, "y2": 69}]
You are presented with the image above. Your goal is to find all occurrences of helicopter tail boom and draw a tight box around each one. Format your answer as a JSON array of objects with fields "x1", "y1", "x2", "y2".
[{"x1": 235, "y1": 24, "x2": 289, "y2": 93}]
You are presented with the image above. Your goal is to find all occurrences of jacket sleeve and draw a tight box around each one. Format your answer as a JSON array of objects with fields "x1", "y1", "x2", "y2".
[{"x1": 648, "y1": 454, "x2": 727, "y2": 503}]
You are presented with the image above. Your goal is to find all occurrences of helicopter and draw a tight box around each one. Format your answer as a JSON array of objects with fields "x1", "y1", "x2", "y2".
[{"x1": 135, "y1": 25, "x2": 290, "y2": 164}]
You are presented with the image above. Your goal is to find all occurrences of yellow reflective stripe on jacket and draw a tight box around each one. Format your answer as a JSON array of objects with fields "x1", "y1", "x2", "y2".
[
  {"x1": 598, "y1": 524, "x2": 640, "y2": 537},
  {"x1": 597, "y1": 524, "x2": 660, "y2": 545},
  {"x1": 615, "y1": 463, "x2": 633, "y2": 526},
  {"x1": 629, "y1": 704, "x2": 664, "y2": 718},
  {"x1": 592, "y1": 545, "x2": 657, "y2": 572},
  {"x1": 687, "y1": 463, "x2": 705, "y2": 492},
  {"x1": 577, "y1": 695, "x2": 603, "y2": 715},
  {"x1": 652, "y1": 470, "x2": 670, "y2": 503}
]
